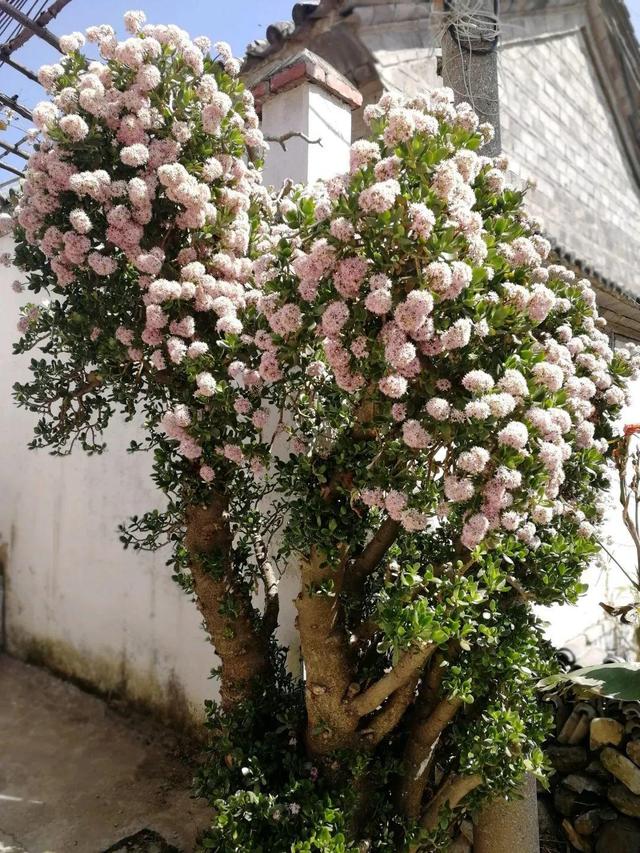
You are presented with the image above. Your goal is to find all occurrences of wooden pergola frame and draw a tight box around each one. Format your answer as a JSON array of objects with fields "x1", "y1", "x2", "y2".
[{"x1": 0, "y1": 0, "x2": 72, "y2": 178}]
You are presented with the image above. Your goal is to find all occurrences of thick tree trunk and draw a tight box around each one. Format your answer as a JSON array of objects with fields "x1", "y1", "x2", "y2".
[
  {"x1": 296, "y1": 545, "x2": 360, "y2": 754},
  {"x1": 398, "y1": 695, "x2": 464, "y2": 820},
  {"x1": 185, "y1": 493, "x2": 271, "y2": 709}
]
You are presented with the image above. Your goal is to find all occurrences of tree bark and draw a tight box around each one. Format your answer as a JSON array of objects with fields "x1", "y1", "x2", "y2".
[
  {"x1": 351, "y1": 644, "x2": 436, "y2": 718},
  {"x1": 296, "y1": 545, "x2": 360, "y2": 754},
  {"x1": 344, "y1": 517, "x2": 401, "y2": 595},
  {"x1": 398, "y1": 695, "x2": 464, "y2": 820},
  {"x1": 420, "y1": 773, "x2": 483, "y2": 834},
  {"x1": 185, "y1": 493, "x2": 271, "y2": 710}
]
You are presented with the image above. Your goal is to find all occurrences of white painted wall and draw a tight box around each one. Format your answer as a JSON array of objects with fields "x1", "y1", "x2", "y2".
[
  {"x1": 261, "y1": 83, "x2": 352, "y2": 189},
  {"x1": 0, "y1": 234, "x2": 216, "y2": 723},
  {"x1": 540, "y1": 374, "x2": 640, "y2": 664},
  {"x1": 0, "y1": 75, "x2": 355, "y2": 721}
]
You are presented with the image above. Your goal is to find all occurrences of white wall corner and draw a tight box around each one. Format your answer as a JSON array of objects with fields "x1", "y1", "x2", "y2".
[{"x1": 251, "y1": 49, "x2": 362, "y2": 189}]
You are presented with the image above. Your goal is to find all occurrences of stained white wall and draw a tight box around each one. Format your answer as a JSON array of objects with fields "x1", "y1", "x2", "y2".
[
  {"x1": 0, "y1": 234, "x2": 216, "y2": 723},
  {"x1": 0, "y1": 76, "x2": 354, "y2": 721},
  {"x1": 261, "y1": 83, "x2": 352, "y2": 188}
]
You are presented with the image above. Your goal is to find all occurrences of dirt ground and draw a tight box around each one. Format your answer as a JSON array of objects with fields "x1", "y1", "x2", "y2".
[{"x1": 0, "y1": 655, "x2": 212, "y2": 853}]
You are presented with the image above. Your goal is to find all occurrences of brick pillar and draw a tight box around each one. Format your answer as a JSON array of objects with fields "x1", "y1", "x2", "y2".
[{"x1": 251, "y1": 49, "x2": 362, "y2": 188}]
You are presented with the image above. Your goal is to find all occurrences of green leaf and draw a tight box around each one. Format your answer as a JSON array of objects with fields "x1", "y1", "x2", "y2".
[{"x1": 538, "y1": 663, "x2": 640, "y2": 701}]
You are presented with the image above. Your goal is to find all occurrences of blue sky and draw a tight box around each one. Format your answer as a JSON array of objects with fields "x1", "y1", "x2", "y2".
[
  {"x1": 631, "y1": 2, "x2": 640, "y2": 40},
  {"x1": 0, "y1": 1, "x2": 294, "y2": 178},
  {"x1": 1, "y1": 0, "x2": 640, "y2": 180}
]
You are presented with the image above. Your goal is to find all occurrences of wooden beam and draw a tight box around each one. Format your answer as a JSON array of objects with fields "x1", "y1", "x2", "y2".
[
  {"x1": 0, "y1": 92, "x2": 32, "y2": 121},
  {"x1": 0, "y1": 160, "x2": 24, "y2": 178},
  {"x1": 0, "y1": 0, "x2": 61, "y2": 52},
  {"x1": 0, "y1": 54, "x2": 39, "y2": 82},
  {"x1": 1, "y1": 0, "x2": 71, "y2": 55},
  {"x1": 0, "y1": 139, "x2": 28, "y2": 160}
]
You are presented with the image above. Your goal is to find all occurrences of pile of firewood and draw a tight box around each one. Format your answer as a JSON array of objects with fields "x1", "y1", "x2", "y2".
[{"x1": 541, "y1": 694, "x2": 640, "y2": 852}]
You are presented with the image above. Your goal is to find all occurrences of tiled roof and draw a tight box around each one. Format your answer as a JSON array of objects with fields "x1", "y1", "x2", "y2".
[
  {"x1": 242, "y1": 0, "x2": 640, "y2": 310},
  {"x1": 245, "y1": 0, "x2": 328, "y2": 64}
]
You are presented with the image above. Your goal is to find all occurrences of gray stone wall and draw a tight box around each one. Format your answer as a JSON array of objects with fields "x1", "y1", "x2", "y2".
[
  {"x1": 499, "y1": 26, "x2": 640, "y2": 298},
  {"x1": 350, "y1": 1, "x2": 640, "y2": 300},
  {"x1": 245, "y1": 1, "x2": 640, "y2": 301}
]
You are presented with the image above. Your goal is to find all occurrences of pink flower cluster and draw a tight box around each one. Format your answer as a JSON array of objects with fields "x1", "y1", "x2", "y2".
[
  {"x1": 240, "y1": 89, "x2": 636, "y2": 545},
  {"x1": 14, "y1": 12, "x2": 272, "y2": 478}
]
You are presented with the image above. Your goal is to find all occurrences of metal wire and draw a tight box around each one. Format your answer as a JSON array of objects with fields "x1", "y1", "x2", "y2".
[{"x1": 442, "y1": 0, "x2": 500, "y2": 55}]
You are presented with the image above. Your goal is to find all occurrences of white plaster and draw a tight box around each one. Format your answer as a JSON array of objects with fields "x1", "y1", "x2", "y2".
[
  {"x1": 540, "y1": 372, "x2": 640, "y2": 663},
  {"x1": 261, "y1": 83, "x2": 352, "y2": 190},
  {"x1": 0, "y1": 235, "x2": 216, "y2": 719},
  {"x1": 0, "y1": 83, "x2": 354, "y2": 716}
]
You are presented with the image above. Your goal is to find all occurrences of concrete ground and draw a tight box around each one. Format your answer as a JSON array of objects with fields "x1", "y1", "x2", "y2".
[{"x1": 0, "y1": 656, "x2": 212, "y2": 853}]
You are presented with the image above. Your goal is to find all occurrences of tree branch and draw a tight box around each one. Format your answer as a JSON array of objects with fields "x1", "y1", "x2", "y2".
[
  {"x1": 420, "y1": 773, "x2": 483, "y2": 833},
  {"x1": 58, "y1": 371, "x2": 103, "y2": 426},
  {"x1": 398, "y1": 695, "x2": 464, "y2": 819},
  {"x1": 344, "y1": 517, "x2": 401, "y2": 595},
  {"x1": 261, "y1": 558, "x2": 280, "y2": 638},
  {"x1": 350, "y1": 643, "x2": 436, "y2": 718},
  {"x1": 296, "y1": 545, "x2": 360, "y2": 754},
  {"x1": 505, "y1": 574, "x2": 533, "y2": 602},
  {"x1": 264, "y1": 131, "x2": 323, "y2": 152},
  {"x1": 359, "y1": 673, "x2": 420, "y2": 746},
  {"x1": 617, "y1": 439, "x2": 640, "y2": 587},
  {"x1": 185, "y1": 494, "x2": 271, "y2": 710},
  {"x1": 351, "y1": 618, "x2": 380, "y2": 645},
  {"x1": 253, "y1": 534, "x2": 279, "y2": 638}
]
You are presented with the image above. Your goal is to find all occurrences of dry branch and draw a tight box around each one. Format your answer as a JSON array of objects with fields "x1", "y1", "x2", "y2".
[{"x1": 264, "y1": 130, "x2": 322, "y2": 151}]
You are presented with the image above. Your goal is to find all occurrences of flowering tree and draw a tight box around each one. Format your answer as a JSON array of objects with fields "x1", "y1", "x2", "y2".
[{"x1": 7, "y1": 11, "x2": 638, "y2": 851}]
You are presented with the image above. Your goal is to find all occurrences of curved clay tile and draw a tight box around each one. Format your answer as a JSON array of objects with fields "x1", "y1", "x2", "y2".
[
  {"x1": 245, "y1": 38, "x2": 272, "y2": 58},
  {"x1": 266, "y1": 20, "x2": 296, "y2": 47},
  {"x1": 292, "y1": 1, "x2": 323, "y2": 25}
]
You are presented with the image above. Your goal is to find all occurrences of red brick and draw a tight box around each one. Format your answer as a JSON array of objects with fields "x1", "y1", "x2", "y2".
[
  {"x1": 304, "y1": 58, "x2": 326, "y2": 86},
  {"x1": 251, "y1": 80, "x2": 269, "y2": 99},
  {"x1": 270, "y1": 60, "x2": 308, "y2": 93},
  {"x1": 254, "y1": 50, "x2": 363, "y2": 110},
  {"x1": 325, "y1": 73, "x2": 362, "y2": 109}
]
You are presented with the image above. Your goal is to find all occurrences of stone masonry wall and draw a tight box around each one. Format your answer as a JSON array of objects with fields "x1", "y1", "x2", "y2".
[
  {"x1": 344, "y1": 3, "x2": 640, "y2": 302},
  {"x1": 498, "y1": 24, "x2": 640, "y2": 296}
]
